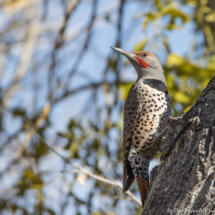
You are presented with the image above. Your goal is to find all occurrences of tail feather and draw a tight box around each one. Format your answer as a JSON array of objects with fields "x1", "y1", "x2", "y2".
[
  {"x1": 128, "y1": 148, "x2": 150, "y2": 207},
  {"x1": 138, "y1": 174, "x2": 149, "y2": 206},
  {"x1": 123, "y1": 160, "x2": 135, "y2": 192}
]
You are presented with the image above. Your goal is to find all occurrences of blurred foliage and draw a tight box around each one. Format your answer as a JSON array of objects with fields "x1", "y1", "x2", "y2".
[{"x1": 0, "y1": 0, "x2": 215, "y2": 215}]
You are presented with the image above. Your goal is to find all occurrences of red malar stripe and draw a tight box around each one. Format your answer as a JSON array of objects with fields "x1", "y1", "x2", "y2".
[{"x1": 136, "y1": 57, "x2": 149, "y2": 68}]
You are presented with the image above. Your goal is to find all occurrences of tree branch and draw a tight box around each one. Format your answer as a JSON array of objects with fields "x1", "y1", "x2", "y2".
[{"x1": 141, "y1": 75, "x2": 215, "y2": 214}]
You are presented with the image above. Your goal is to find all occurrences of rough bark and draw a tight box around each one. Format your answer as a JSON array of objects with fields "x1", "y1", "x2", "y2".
[{"x1": 141, "y1": 76, "x2": 215, "y2": 215}]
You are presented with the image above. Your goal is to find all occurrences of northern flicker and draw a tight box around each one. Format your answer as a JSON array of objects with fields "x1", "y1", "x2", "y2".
[{"x1": 111, "y1": 47, "x2": 172, "y2": 206}]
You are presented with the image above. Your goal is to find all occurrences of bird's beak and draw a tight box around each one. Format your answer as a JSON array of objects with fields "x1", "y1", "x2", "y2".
[{"x1": 111, "y1": 47, "x2": 137, "y2": 61}]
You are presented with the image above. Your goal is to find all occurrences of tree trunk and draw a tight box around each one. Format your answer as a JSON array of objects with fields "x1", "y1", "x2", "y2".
[{"x1": 141, "y1": 76, "x2": 215, "y2": 215}]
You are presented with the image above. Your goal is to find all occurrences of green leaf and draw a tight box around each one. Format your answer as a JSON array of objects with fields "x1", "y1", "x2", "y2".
[
  {"x1": 154, "y1": 0, "x2": 159, "y2": 7},
  {"x1": 134, "y1": 39, "x2": 149, "y2": 52},
  {"x1": 13, "y1": 108, "x2": 26, "y2": 116},
  {"x1": 70, "y1": 143, "x2": 79, "y2": 158},
  {"x1": 142, "y1": 6, "x2": 189, "y2": 30},
  {"x1": 174, "y1": 92, "x2": 190, "y2": 104},
  {"x1": 162, "y1": 36, "x2": 170, "y2": 53},
  {"x1": 119, "y1": 82, "x2": 134, "y2": 100},
  {"x1": 166, "y1": 54, "x2": 184, "y2": 67},
  {"x1": 143, "y1": 13, "x2": 156, "y2": 29},
  {"x1": 163, "y1": 8, "x2": 189, "y2": 25}
]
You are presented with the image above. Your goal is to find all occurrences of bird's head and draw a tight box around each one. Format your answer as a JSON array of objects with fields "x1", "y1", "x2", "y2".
[{"x1": 111, "y1": 47, "x2": 166, "y2": 84}]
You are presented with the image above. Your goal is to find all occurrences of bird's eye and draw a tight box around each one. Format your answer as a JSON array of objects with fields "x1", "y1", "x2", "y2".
[{"x1": 142, "y1": 53, "x2": 147, "y2": 57}]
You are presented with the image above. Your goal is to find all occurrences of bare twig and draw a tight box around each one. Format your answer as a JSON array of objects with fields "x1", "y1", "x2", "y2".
[
  {"x1": 14, "y1": 127, "x2": 35, "y2": 159},
  {"x1": 48, "y1": 0, "x2": 81, "y2": 94},
  {"x1": 35, "y1": 133, "x2": 142, "y2": 206},
  {"x1": 65, "y1": 0, "x2": 98, "y2": 82},
  {"x1": 51, "y1": 80, "x2": 132, "y2": 104},
  {"x1": 3, "y1": 0, "x2": 40, "y2": 97},
  {"x1": 14, "y1": 102, "x2": 51, "y2": 160}
]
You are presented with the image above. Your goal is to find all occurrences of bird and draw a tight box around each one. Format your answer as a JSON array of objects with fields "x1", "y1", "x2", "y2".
[{"x1": 111, "y1": 47, "x2": 172, "y2": 206}]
